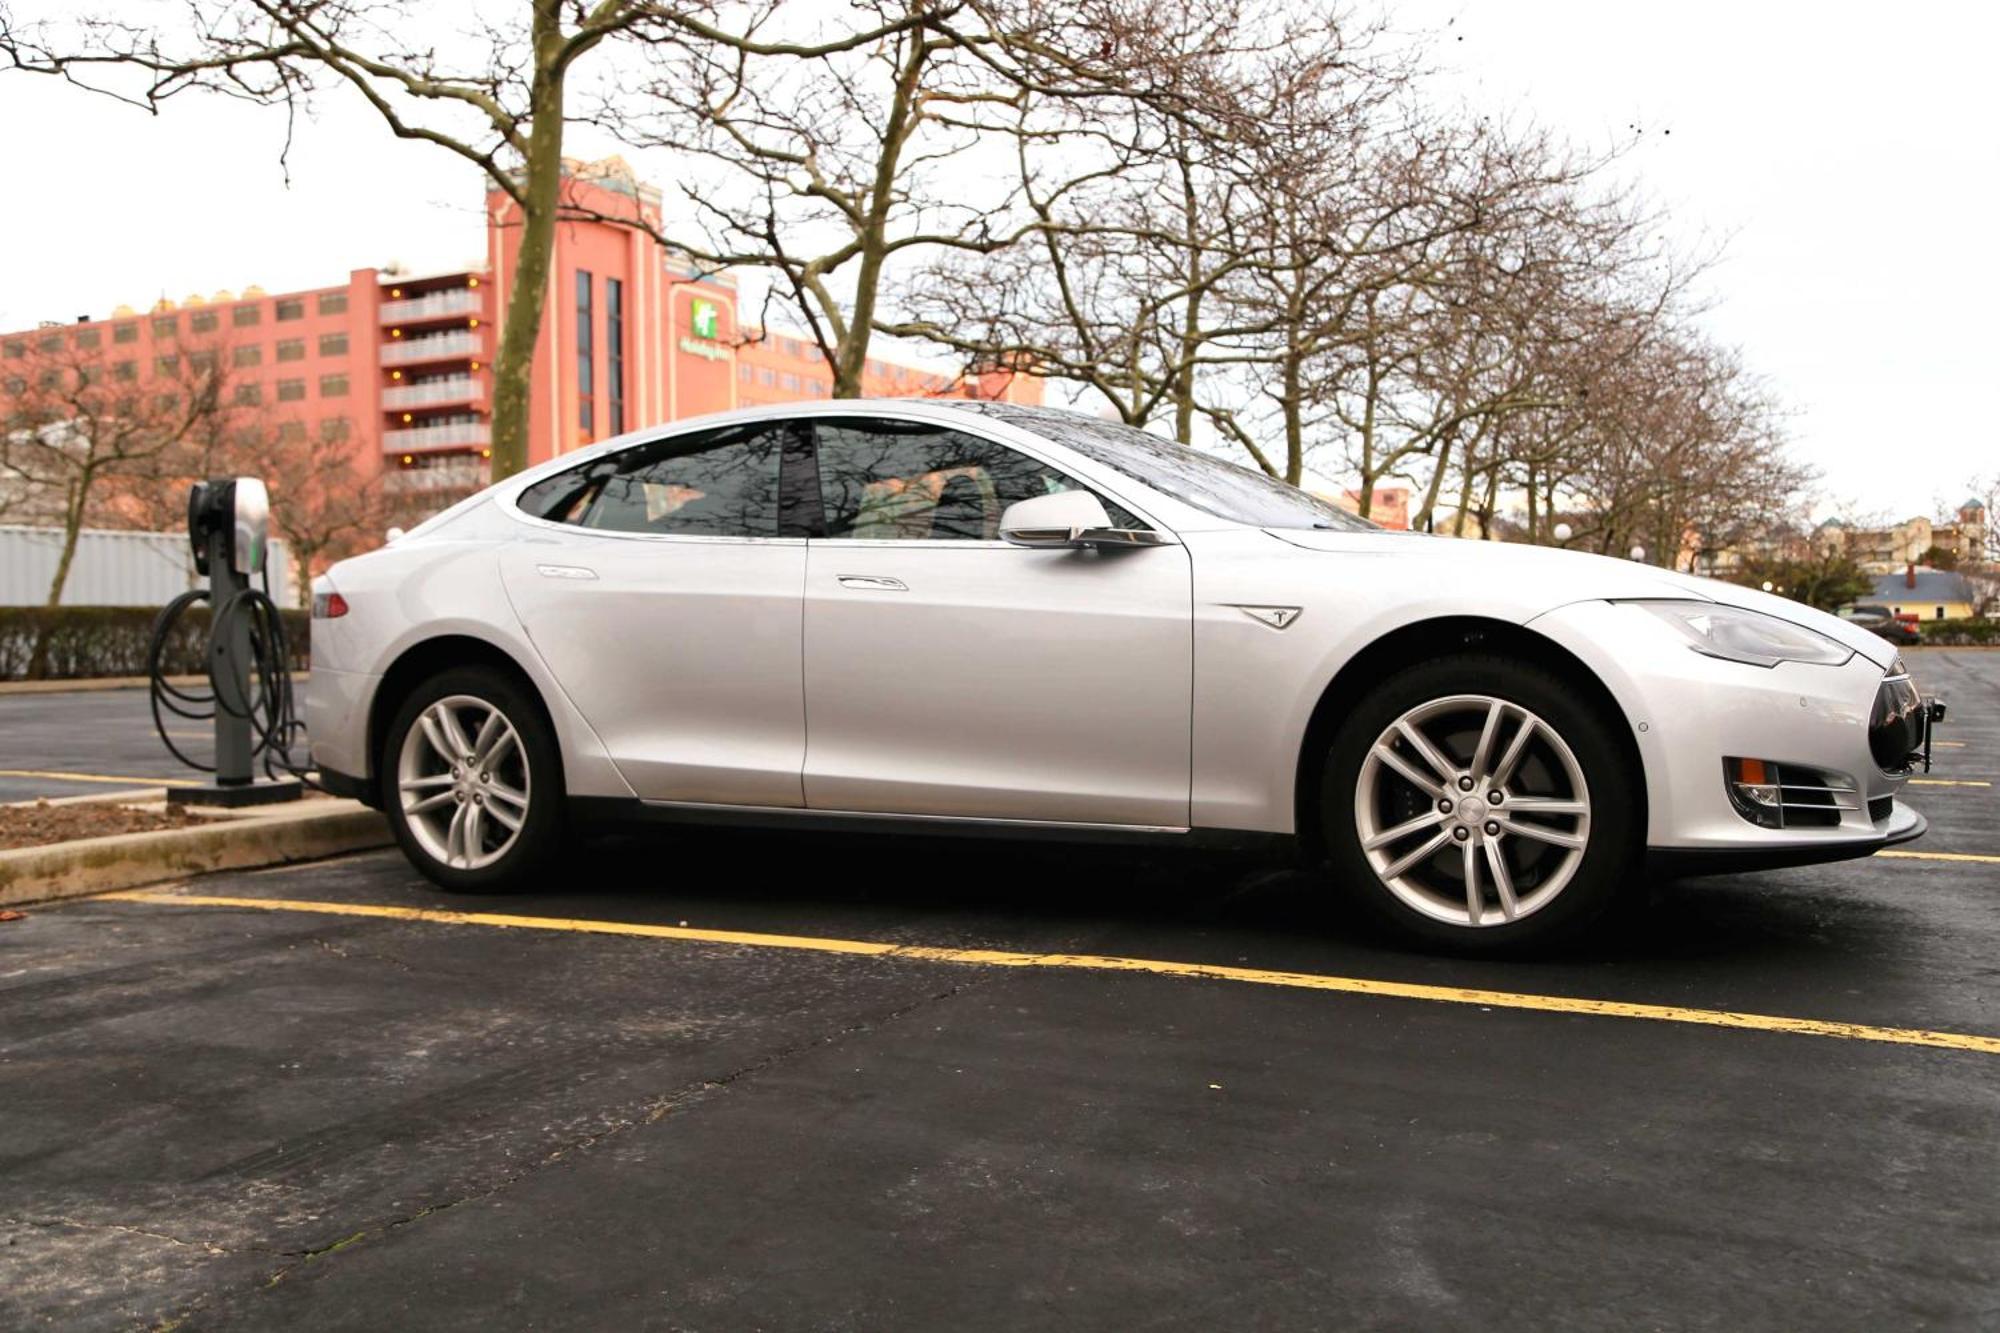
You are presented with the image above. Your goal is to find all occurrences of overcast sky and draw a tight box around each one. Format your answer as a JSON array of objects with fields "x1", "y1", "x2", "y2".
[{"x1": 1, "y1": 1, "x2": 1990, "y2": 519}]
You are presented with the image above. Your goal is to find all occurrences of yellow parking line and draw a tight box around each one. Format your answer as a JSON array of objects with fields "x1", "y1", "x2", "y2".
[
  {"x1": 1933, "y1": 741, "x2": 1967, "y2": 748},
  {"x1": 1880, "y1": 849, "x2": 2000, "y2": 865},
  {"x1": 0, "y1": 768, "x2": 195, "y2": 788},
  {"x1": 1908, "y1": 778, "x2": 1990, "y2": 787},
  {"x1": 99, "y1": 890, "x2": 2000, "y2": 1057}
]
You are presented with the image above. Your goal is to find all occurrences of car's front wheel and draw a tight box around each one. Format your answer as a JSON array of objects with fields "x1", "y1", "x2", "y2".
[
  {"x1": 1321, "y1": 653, "x2": 1640, "y2": 951},
  {"x1": 381, "y1": 667, "x2": 562, "y2": 893}
]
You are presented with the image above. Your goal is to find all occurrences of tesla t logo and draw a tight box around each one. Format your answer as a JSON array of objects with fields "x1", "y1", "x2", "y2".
[
  {"x1": 690, "y1": 298, "x2": 719, "y2": 340},
  {"x1": 1232, "y1": 605, "x2": 1302, "y2": 630}
]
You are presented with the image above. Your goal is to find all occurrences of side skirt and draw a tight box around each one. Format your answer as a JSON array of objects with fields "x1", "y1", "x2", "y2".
[{"x1": 566, "y1": 795, "x2": 1298, "y2": 857}]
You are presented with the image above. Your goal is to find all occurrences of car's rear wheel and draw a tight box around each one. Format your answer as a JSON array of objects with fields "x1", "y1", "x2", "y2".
[
  {"x1": 1320, "y1": 653, "x2": 1640, "y2": 951},
  {"x1": 381, "y1": 667, "x2": 562, "y2": 893}
]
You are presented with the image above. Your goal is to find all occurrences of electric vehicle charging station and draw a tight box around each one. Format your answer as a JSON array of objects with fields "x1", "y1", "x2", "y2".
[{"x1": 147, "y1": 477, "x2": 306, "y2": 807}]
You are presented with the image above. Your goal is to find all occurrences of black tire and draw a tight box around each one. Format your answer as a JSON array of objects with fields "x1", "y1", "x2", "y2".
[
  {"x1": 379, "y1": 665, "x2": 565, "y2": 893},
  {"x1": 1319, "y1": 652, "x2": 1641, "y2": 953}
]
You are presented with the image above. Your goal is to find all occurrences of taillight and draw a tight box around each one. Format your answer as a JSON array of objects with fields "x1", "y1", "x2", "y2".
[{"x1": 312, "y1": 591, "x2": 349, "y2": 619}]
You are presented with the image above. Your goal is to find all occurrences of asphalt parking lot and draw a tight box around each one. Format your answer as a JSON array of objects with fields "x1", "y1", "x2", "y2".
[
  {"x1": 3, "y1": 650, "x2": 1997, "y2": 1329},
  {"x1": 0, "y1": 687, "x2": 213, "y2": 801}
]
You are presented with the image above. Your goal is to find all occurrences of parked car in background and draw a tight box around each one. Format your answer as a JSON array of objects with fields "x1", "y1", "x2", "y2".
[
  {"x1": 1838, "y1": 603, "x2": 1922, "y2": 645},
  {"x1": 308, "y1": 401, "x2": 1930, "y2": 952}
]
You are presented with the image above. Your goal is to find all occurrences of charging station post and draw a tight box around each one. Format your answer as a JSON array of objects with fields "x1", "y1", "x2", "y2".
[{"x1": 163, "y1": 477, "x2": 304, "y2": 808}]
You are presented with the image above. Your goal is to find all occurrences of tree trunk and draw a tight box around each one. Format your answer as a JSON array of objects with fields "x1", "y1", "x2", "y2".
[
  {"x1": 31, "y1": 477, "x2": 89, "y2": 678},
  {"x1": 833, "y1": 28, "x2": 928, "y2": 398},
  {"x1": 487, "y1": 5, "x2": 569, "y2": 480},
  {"x1": 45, "y1": 473, "x2": 90, "y2": 608}
]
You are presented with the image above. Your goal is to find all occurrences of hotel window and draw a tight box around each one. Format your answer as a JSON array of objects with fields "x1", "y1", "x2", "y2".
[
  {"x1": 275, "y1": 298, "x2": 305, "y2": 321},
  {"x1": 277, "y1": 421, "x2": 306, "y2": 443},
  {"x1": 188, "y1": 349, "x2": 217, "y2": 372},
  {"x1": 37, "y1": 333, "x2": 61, "y2": 353},
  {"x1": 606, "y1": 277, "x2": 626, "y2": 435},
  {"x1": 155, "y1": 355, "x2": 179, "y2": 376},
  {"x1": 190, "y1": 309, "x2": 219, "y2": 333},
  {"x1": 320, "y1": 372, "x2": 349, "y2": 397},
  {"x1": 235, "y1": 382, "x2": 262, "y2": 405},
  {"x1": 113, "y1": 360, "x2": 136, "y2": 382},
  {"x1": 152, "y1": 315, "x2": 177, "y2": 339},
  {"x1": 320, "y1": 416, "x2": 350, "y2": 442},
  {"x1": 3, "y1": 376, "x2": 22, "y2": 393},
  {"x1": 319, "y1": 331, "x2": 348, "y2": 357},
  {"x1": 74, "y1": 328, "x2": 100, "y2": 349},
  {"x1": 3, "y1": 340, "x2": 22, "y2": 357},
  {"x1": 276, "y1": 338, "x2": 305, "y2": 362},
  {"x1": 576, "y1": 269, "x2": 595, "y2": 437},
  {"x1": 233, "y1": 344, "x2": 262, "y2": 368},
  {"x1": 760, "y1": 367, "x2": 775, "y2": 386},
  {"x1": 233, "y1": 304, "x2": 261, "y2": 327},
  {"x1": 318, "y1": 291, "x2": 348, "y2": 316},
  {"x1": 113, "y1": 322, "x2": 137, "y2": 344},
  {"x1": 781, "y1": 373, "x2": 799, "y2": 392},
  {"x1": 739, "y1": 362, "x2": 753, "y2": 382},
  {"x1": 276, "y1": 377, "x2": 305, "y2": 402}
]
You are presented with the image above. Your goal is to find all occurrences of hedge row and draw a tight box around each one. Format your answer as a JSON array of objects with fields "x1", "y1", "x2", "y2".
[
  {"x1": 1918, "y1": 619, "x2": 2000, "y2": 646},
  {"x1": 0, "y1": 605, "x2": 310, "y2": 681}
]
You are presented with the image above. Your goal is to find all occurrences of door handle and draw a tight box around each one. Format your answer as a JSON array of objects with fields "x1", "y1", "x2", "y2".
[{"x1": 837, "y1": 575, "x2": 908, "y2": 592}]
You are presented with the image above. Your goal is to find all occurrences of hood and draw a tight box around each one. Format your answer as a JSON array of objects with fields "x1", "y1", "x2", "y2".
[{"x1": 1266, "y1": 529, "x2": 1897, "y2": 669}]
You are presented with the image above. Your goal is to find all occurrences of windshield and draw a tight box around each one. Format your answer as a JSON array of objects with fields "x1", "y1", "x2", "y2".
[{"x1": 956, "y1": 402, "x2": 1377, "y2": 531}]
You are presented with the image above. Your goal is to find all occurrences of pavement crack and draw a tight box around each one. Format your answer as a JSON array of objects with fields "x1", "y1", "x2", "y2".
[
  {"x1": 311, "y1": 935, "x2": 415, "y2": 973},
  {"x1": 2, "y1": 1214, "x2": 232, "y2": 1255}
]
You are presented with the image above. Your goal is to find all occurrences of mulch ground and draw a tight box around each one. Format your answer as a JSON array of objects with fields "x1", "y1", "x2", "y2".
[{"x1": 0, "y1": 800, "x2": 208, "y2": 851}]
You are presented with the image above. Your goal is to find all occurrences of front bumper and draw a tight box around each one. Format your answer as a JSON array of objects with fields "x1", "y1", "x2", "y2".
[
  {"x1": 1646, "y1": 800, "x2": 1926, "y2": 877},
  {"x1": 1528, "y1": 600, "x2": 1925, "y2": 862}
]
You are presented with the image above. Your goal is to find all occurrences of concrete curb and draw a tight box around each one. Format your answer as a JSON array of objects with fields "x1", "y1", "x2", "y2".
[
  {"x1": 0, "y1": 675, "x2": 202, "y2": 696},
  {"x1": 0, "y1": 800, "x2": 391, "y2": 908}
]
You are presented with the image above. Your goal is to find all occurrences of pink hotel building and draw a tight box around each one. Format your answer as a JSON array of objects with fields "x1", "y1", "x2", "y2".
[{"x1": 1, "y1": 157, "x2": 1039, "y2": 497}]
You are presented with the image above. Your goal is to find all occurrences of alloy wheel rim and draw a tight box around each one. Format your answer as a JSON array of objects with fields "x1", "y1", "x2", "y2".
[
  {"x1": 1353, "y1": 694, "x2": 1591, "y2": 928},
  {"x1": 396, "y1": 694, "x2": 530, "y2": 871}
]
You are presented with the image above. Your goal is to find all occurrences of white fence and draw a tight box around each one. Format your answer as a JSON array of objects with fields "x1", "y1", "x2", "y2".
[{"x1": 0, "y1": 524, "x2": 301, "y2": 608}]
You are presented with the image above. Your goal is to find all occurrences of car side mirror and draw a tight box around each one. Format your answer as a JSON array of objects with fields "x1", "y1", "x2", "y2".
[{"x1": 999, "y1": 491, "x2": 1169, "y2": 549}]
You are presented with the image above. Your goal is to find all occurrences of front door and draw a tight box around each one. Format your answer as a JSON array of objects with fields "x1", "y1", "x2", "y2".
[
  {"x1": 501, "y1": 419, "x2": 809, "y2": 806},
  {"x1": 800, "y1": 415, "x2": 1193, "y2": 827}
]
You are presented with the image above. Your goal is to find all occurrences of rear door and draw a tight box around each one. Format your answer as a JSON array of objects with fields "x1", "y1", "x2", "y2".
[
  {"x1": 500, "y1": 419, "x2": 813, "y2": 806},
  {"x1": 799, "y1": 415, "x2": 1193, "y2": 827}
]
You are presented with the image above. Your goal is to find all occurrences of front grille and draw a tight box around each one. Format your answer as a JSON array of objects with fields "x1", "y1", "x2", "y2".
[{"x1": 1870, "y1": 673, "x2": 1925, "y2": 772}]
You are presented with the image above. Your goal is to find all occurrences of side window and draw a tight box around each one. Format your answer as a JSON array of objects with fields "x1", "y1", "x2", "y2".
[
  {"x1": 811, "y1": 418, "x2": 1144, "y2": 541},
  {"x1": 516, "y1": 422, "x2": 787, "y2": 538}
]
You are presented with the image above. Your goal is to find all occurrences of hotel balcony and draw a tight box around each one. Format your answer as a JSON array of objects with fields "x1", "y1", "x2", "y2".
[
  {"x1": 382, "y1": 375, "x2": 485, "y2": 410},
  {"x1": 382, "y1": 460, "x2": 491, "y2": 494},
  {"x1": 381, "y1": 331, "x2": 483, "y2": 366},
  {"x1": 383, "y1": 420, "x2": 490, "y2": 451},
  {"x1": 380, "y1": 288, "x2": 484, "y2": 324}
]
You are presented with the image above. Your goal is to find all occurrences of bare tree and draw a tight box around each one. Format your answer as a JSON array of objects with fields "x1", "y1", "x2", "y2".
[
  {"x1": 1, "y1": 0, "x2": 778, "y2": 479},
  {"x1": 590, "y1": 0, "x2": 1236, "y2": 399},
  {"x1": 1, "y1": 326, "x2": 239, "y2": 605}
]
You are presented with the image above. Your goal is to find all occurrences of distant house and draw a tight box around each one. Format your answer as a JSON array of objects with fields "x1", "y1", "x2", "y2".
[
  {"x1": 1324, "y1": 486, "x2": 1411, "y2": 530},
  {"x1": 1869, "y1": 567, "x2": 1979, "y2": 622},
  {"x1": 1817, "y1": 500, "x2": 1988, "y2": 574}
]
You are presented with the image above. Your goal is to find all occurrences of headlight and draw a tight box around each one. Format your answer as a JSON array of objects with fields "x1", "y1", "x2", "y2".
[{"x1": 1634, "y1": 601, "x2": 1854, "y2": 668}]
